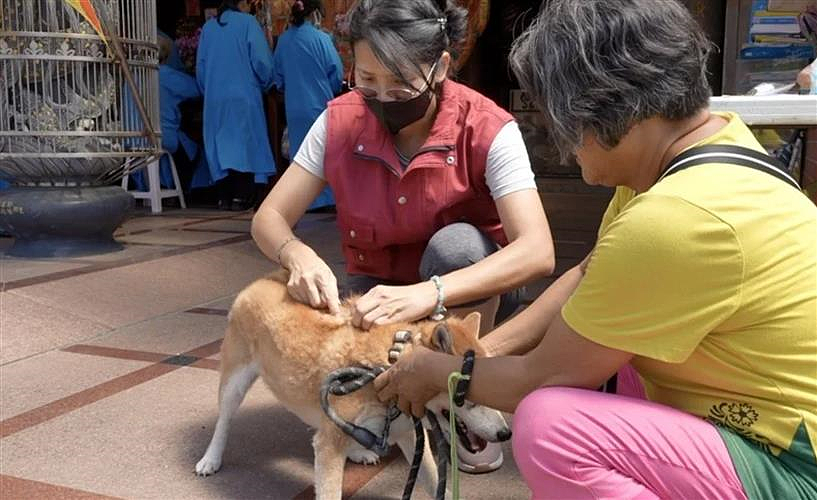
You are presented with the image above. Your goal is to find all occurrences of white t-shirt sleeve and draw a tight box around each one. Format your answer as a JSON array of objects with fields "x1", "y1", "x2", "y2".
[
  {"x1": 293, "y1": 109, "x2": 328, "y2": 179},
  {"x1": 293, "y1": 114, "x2": 536, "y2": 196},
  {"x1": 485, "y1": 121, "x2": 537, "y2": 200}
]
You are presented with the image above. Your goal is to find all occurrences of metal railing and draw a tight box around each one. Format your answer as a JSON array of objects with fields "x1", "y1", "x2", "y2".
[{"x1": 0, "y1": 0, "x2": 160, "y2": 187}]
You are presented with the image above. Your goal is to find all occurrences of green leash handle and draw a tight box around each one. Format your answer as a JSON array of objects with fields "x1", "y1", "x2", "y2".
[{"x1": 447, "y1": 371, "x2": 470, "y2": 500}]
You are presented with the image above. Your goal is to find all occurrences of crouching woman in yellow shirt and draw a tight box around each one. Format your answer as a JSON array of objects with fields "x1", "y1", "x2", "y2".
[{"x1": 375, "y1": 0, "x2": 817, "y2": 498}]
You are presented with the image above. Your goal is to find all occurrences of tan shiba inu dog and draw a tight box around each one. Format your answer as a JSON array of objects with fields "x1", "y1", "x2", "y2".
[{"x1": 194, "y1": 270, "x2": 510, "y2": 499}]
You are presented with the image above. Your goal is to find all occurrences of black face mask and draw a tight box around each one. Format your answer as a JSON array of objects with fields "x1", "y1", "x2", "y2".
[{"x1": 363, "y1": 87, "x2": 434, "y2": 135}]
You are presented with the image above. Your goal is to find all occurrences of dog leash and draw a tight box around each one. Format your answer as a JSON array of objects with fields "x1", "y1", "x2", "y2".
[
  {"x1": 319, "y1": 329, "x2": 451, "y2": 500},
  {"x1": 319, "y1": 366, "x2": 397, "y2": 456},
  {"x1": 320, "y1": 366, "x2": 446, "y2": 500},
  {"x1": 426, "y1": 409, "x2": 450, "y2": 499}
]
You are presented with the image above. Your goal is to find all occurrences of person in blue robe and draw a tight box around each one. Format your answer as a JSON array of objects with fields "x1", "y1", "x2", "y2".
[
  {"x1": 272, "y1": 0, "x2": 343, "y2": 210},
  {"x1": 131, "y1": 36, "x2": 204, "y2": 195},
  {"x1": 158, "y1": 30, "x2": 186, "y2": 73},
  {"x1": 196, "y1": 0, "x2": 276, "y2": 210}
]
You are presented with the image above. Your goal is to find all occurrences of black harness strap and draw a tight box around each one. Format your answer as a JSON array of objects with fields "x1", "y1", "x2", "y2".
[
  {"x1": 320, "y1": 366, "x2": 430, "y2": 499},
  {"x1": 658, "y1": 144, "x2": 801, "y2": 190},
  {"x1": 320, "y1": 366, "x2": 395, "y2": 456}
]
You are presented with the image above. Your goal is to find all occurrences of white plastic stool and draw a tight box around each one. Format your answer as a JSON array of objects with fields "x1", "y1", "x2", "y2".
[{"x1": 121, "y1": 150, "x2": 186, "y2": 214}]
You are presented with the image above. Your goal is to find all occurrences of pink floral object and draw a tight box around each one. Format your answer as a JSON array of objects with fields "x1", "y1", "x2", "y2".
[{"x1": 175, "y1": 27, "x2": 202, "y2": 74}]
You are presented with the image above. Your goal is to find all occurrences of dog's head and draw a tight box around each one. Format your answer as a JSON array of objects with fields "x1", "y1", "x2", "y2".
[{"x1": 417, "y1": 313, "x2": 512, "y2": 448}]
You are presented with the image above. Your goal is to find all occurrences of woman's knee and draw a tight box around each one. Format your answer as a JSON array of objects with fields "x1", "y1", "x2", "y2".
[
  {"x1": 512, "y1": 388, "x2": 594, "y2": 492},
  {"x1": 419, "y1": 223, "x2": 497, "y2": 279},
  {"x1": 513, "y1": 389, "x2": 589, "y2": 458}
]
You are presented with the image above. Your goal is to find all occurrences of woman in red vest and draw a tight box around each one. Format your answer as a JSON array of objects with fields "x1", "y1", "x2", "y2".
[{"x1": 252, "y1": 0, "x2": 554, "y2": 473}]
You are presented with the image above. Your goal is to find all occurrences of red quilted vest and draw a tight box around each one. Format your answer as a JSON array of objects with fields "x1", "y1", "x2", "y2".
[{"x1": 324, "y1": 79, "x2": 513, "y2": 283}]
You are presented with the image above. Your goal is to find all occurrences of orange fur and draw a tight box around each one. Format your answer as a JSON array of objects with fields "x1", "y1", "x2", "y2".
[{"x1": 221, "y1": 270, "x2": 486, "y2": 424}]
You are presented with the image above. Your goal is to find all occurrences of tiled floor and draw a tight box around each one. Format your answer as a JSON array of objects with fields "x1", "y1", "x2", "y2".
[{"x1": 0, "y1": 187, "x2": 608, "y2": 499}]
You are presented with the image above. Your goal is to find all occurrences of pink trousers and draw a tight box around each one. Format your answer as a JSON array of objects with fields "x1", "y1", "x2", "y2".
[{"x1": 511, "y1": 367, "x2": 748, "y2": 499}]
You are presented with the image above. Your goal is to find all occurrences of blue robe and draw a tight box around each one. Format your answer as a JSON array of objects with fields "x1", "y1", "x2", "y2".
[
  {"x1": 272, "y1": 22, "x2": 343, "y2": 208},
  {"x1": 159, "y1": 65, "x2": 200, "y2": 155},
  {"x1": 196, "y1": 10, "x2": 276, "y2": 185},
  {"x1": 132, "y1": 64, "x2": 205, "y2": 191}
]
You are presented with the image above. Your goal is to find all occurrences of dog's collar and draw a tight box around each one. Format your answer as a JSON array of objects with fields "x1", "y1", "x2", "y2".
[{"x1": 388, "y1": 329, "x2": 413, "y2": 364}]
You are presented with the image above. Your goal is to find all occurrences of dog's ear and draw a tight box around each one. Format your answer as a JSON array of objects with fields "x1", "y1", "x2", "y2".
[
  {"x1": 432, "y1": 322, "x2": 454, "y2": 354},
  {"x1": 462, "y1": 312, "x2": 481, "y2": 335}
]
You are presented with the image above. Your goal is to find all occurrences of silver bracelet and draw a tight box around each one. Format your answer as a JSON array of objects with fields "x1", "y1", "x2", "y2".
[
  {"x1": 275, "y1": 236, "x2": 301, "y2": 265},
  {"x1": 429, "y1": 275, "x2": 447, "y2": 320}
]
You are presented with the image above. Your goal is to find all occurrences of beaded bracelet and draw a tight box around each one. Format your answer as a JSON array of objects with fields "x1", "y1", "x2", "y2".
[
  {"x1": 429, "y1": 275, "x2": 447, "y2": 320},
  {"x1": 453, "y1": 349, "x2": 475, "y2": 407}
]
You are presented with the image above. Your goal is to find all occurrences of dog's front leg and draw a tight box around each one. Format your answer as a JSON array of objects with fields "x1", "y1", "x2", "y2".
[{"x1": 313, "y1": 424, "x2": 349, "y2": 500}]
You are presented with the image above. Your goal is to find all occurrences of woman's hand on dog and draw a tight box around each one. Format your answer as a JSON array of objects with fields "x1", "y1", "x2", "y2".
[
  {"x1": 374, "y1": 346, "x2": 440, "y2": 417},
  {"x1": 352, "y1": 281, "x2": 437, "y2": 329},
  {"x1": 285, "y1": 253, "x2": 341, "y2": 314}
]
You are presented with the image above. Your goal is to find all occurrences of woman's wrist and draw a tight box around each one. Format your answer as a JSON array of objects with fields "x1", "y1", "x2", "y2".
[
  {"x1": 276, "y1": 236, "x2": 301, "y2": 265},
  {"x1": 420, "y1": 349, "x2": 460, "y2": 393},
  {"x1": 279, "y1": 239, "x2": 312, "y2": 270},
  {"x1": 420, "y1": 279, "x2": 441, "y2": 318}
]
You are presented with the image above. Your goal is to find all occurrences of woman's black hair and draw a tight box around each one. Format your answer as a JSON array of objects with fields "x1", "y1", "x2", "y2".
[
  {"x1": 291, "y1": 0, "x2": 325, "y2": 27},
  {"x1": 348, "y1": 0, "x2": 467, "y2": 88},
  {"x1": 216, "y1": 0, "x2": 243, "y2": 27}
]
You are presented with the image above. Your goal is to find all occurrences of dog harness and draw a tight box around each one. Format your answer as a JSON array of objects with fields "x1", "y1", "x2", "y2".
[{"x1": 319, "y1": 329, "x2": 449, "y2": 500}]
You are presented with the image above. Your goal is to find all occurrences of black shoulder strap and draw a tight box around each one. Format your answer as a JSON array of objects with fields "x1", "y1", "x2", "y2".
[{"x1": 658, "y1": 144, "x2": 801, "y2": 191}]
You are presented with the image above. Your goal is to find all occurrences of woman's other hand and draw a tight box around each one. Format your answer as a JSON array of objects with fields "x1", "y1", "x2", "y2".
[{"x1": 351, "y1": 281, "x2": 437, "y2": 329}]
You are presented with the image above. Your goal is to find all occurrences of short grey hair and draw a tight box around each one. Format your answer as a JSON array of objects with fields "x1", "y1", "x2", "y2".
[{"x1": 510, "y1": 0, "x2": 713, "y2": 162}]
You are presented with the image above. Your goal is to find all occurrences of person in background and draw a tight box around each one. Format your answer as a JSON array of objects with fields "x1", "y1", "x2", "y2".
[
  {"x1": 272, "y1": 0, "x2": 343, "y2": 210},
  {"x1": 375, "y1": 1, "x2": 816, "y2": 498},
  {"x1": 158, "y1": 29, "x2": 186, "y2": 73},
  {"x1": 196, "y1": 0, "x2": 277, "y2": 211},
  {"x1": 158, "y1": 35, "x2": 203, "y2": 193},
  {"x1": 252, "y1": 0, "x2": 555, "y2": 473},
  {"x1": 131, "y1": 35, "x2": 201, "y2": 197}
]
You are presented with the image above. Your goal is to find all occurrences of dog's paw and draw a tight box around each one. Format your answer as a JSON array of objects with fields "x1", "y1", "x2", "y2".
[
  {"x1": 195, "y1": 455, "x2": 222, "y2": 476},
  {"x1": 347, "y1": 448, "x2": 380, "y2": 465}
]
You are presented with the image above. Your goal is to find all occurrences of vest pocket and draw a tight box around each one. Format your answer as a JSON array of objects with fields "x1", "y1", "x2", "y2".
[
  {"x1": 339, "y1": 220, "x2": 375, "y2": 248},
  {"x1": 342, "y1": 245, "x2": 389, "y2": 276},
  {"x1": 338, "y1": 220, "x2": 388, "y2": 275}
]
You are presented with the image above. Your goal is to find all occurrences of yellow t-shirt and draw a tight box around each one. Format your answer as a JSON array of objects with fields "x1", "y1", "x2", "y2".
[{"x1": 562, "y1": 113, "x2": 817, "y2": 496}]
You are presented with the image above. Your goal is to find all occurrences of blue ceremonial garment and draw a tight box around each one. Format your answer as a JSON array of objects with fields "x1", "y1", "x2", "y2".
[
  {"x1": 132, "y1": 64, "x2": 204, "y2": 191},
  {"x1": 159, "y1": 64, "x2": 200, "y2": 155},
  {"x1": 197, "y1": 10, "x2": 276, "y2": 185},
  {"x1": 272, "y1": 21, "x2": 342, "y2": 208}
]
